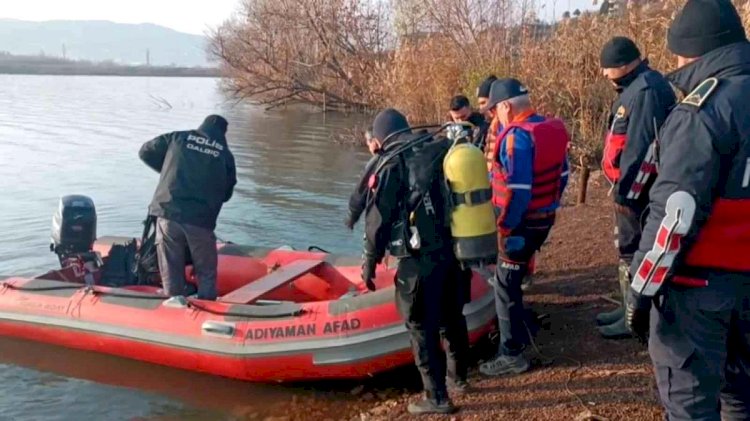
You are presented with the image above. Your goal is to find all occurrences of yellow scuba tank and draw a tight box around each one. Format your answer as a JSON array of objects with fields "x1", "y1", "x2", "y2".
[{"x1": 443, "y1": 124, "x2": 498, "y2": 265}]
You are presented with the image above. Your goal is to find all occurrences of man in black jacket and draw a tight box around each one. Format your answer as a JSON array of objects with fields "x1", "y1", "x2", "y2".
[
  {"x1": 447, "y1": 95, "x2": 489, "y2": 149},
  {"x1": 597, "y1": 37, "x2": 676, "y2": 338},
  {"x1": 139, "y1": 115, "x2": 237, "y2": 300},
  {"x1": 627, "y1": 1, "x2": 750, "y2": 419},
  {"x1": 476, "y1": 75, "x2": 498, "y2": 120},
  {"x1": 360, "y1": 108, "x2": 467, "y2": 415}
]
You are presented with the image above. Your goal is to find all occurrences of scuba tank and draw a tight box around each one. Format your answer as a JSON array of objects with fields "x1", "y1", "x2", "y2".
[
  {"x1": 443, "y1": 124, "x2": 498, "y2": 266},
  {"x1": 369, "y1": 123, "x2": 497, "y2": 264}
]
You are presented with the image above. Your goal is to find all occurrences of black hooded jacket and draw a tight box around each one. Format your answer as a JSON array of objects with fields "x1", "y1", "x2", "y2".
[
  {"x1": 605, "y1": 61, "x2": 676, "y2": 210},
  {"x1": 467, "y1": 112, "x2": 490, "y2": 149},
  {"x1": 139, "y1": 117, "x2": 237, "y2": 230},
  {"x1": 632, "y1": 42, "x2": 750, "y2": 278},
  {"x1": 345, "y1": 154, "x2": 380, "y2": 229},
  {"x1": 362, "y1": 132, "x2": 452, "y2": 262}
]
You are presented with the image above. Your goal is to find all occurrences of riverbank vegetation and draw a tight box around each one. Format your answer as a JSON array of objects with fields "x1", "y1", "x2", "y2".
[{"x1": 210, "y1": 0, "x2": 750, "y2": 171}]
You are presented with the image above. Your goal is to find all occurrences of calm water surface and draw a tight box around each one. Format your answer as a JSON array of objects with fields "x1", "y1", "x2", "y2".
[{"x1": 0, "y1": 75, "x2": 376, "y2": 420}]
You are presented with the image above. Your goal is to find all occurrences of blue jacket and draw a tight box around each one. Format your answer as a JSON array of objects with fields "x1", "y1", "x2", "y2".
[{"x1": 495, "y1": 113, "x2": 569, "y2": 231}]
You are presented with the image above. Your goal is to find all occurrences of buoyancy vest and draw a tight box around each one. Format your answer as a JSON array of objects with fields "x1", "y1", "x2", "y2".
[
  {"x1": 602, "y1": 103, "x2": 627, "y2": 183},
  {"x1": 491, "y1": 118, "x2": 570, "y2": 214},
  {"x1": 484, "y1": 117, "x2": 501, "y2": 172},
  {"x1": 683, "y1": 198, "x2": 750, "y2": 272}
]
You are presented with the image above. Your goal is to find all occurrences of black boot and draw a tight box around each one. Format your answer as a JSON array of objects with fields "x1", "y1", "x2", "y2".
[
  {"x1": 407, "y1": 391, "x2": 458, "y2": 415},
  {"x1": 446, "y1": 377, "x2": 471, "y2": 395}
]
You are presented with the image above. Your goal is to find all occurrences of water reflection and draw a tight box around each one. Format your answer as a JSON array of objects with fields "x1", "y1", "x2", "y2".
[
  {"x1": 0, "y1": 74, "x2": 375, "y2": 420},
  {"x1": 0, "y1": 75, "x2": 371, "y2": 276}
]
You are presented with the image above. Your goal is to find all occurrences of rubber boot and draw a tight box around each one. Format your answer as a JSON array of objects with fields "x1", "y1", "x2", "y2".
[
  {"x1": 596, "y1": 306, "x2": 625, "y2": 326},
  {"x1": 407, "y1": 390, "x2": 457, "y2": 415},
  {"x1": 598, "y1": 261, "x2": 632, "y2": 339},
  {"x1": 595, "y1": 261, "x2": 627, "y2": 325}
]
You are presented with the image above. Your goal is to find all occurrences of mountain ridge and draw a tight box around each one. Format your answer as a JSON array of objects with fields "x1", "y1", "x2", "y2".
[{"x1": 0, "y1": 19, "x2": 210, "y2": 67}]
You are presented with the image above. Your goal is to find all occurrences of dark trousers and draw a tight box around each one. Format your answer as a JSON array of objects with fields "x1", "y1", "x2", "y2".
[
  {"x1": 395, "y1": 252, "x2": 470, "y2": 396},
  {"x1": 493, "y1": 223, "x2": 552, "y2": 356},
  {"x1": 442, "y1": 267, "x2": 471, "y2": 383},
  {"x1": 156, "y1": 218, "x2": 218, "y2": 300},
  {"x1": 615, "y1": 209, "x2": 643, "y2": 264},
  {"x1": 649, "y1": 275, "x2": 750, "y2": 420}
]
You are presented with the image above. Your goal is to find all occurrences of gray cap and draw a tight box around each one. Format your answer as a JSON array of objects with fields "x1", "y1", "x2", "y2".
[{"x1": 480, "y1": 78, "x2": 529, "y2": 113}]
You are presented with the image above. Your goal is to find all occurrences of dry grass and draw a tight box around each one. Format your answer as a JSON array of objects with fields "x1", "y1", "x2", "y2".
[
  {"x1": 379, "y1": 1, "x2": 684, "y2": 167},
  {"x1": 379, "y1": 0, "x2": 750, "y2": 166},
  {"x1": 213, "y1": 0, "x2": 750, "y2": 166}
]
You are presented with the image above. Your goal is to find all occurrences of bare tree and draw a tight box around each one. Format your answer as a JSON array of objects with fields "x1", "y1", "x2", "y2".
[{"x1": 209, "y1": 0, "x2": 391, "y2": 110}]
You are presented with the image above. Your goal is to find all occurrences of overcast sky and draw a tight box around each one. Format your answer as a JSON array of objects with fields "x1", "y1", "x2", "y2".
[{"x1": 0, "y1": 0, "x2": 597, "y2": 35}]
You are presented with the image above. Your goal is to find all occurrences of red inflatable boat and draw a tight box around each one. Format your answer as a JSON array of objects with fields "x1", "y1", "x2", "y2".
[{"x1": 0, "y1": 238, "x2": 496, "y2": 382}]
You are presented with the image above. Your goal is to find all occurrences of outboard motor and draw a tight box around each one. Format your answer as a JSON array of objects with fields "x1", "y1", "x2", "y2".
[{"x1": 51, "y1": 195, "x2": 98, "y2": 269}]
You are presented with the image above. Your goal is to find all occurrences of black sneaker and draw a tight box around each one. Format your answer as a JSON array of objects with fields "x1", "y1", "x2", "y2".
[{"x1": 407, "y1": 397, "x2": 458, "y2": 415}]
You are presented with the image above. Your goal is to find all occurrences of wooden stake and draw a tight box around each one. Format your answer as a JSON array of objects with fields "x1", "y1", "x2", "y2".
[{"x1": 577, "y1": 157, "x2": 590, "y2": 205}]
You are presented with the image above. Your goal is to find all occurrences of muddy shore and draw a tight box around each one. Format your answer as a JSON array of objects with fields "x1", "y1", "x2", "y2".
[{"x1": 345, "y1": 174, "x2": 664, "y2": 421}]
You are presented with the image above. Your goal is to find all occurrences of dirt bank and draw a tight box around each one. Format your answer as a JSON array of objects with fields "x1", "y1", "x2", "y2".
[{"x1": 352, "y1": 174, "x2": 664, "y2": 421}]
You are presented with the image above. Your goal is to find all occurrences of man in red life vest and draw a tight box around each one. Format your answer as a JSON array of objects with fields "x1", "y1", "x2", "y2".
[
  {"x1": 478, "y1": 76, "x2": 539, "y2": 291},
  {"x1": 597, "y1": 37, "x2": 676, "y2": 339},
  {"x1": 478, "y1": 78, "x2": 570, "y2": 376}
]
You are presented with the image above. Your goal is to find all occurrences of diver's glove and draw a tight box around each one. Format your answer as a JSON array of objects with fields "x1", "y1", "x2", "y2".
[
  {"x1": 502, "y1": 236, "x2": 525, "y2": 253},
  {"x1": 361, "y1": 257, "x2": 377, "y2": 291},
  {"x1": 344, "y1": 212, "x2": 356, "y2": 230}
]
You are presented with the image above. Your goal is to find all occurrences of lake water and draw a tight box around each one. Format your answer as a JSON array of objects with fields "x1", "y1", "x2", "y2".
[{"x1": 0, "y1": 75, "x2": 377, "y2": 420}]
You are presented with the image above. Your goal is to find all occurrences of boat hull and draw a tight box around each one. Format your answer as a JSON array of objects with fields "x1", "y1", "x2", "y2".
[{"x1": 0, "y1": 242, "x2": 497, "y2": 382}]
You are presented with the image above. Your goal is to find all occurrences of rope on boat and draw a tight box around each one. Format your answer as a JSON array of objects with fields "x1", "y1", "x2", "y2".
[
  {"x1": 307, "y1": 245, "x2": 330, "y2": 253},
  {"x1": 1, "y1": 283, "x2": 83, "y2": 292},
  {"x1": 90, "y1": 290, "x2": 168, "y2": 300},
  {"x1": 187, "y1": 300, "x2": 306, "y2": 319},
  {"x1": 1, "y1": 282, "x2": 307, "y2": 319}
]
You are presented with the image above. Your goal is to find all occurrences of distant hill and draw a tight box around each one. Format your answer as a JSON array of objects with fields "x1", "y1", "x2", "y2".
[
  {"x1": 0, "y1": 19, "x2": 210, "y2": 67},
  {"x1": 0, "y1": 52, "x2": 218, "y2": 77}
]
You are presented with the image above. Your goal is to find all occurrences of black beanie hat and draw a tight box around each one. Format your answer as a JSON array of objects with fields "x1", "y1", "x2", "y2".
[
  {"x1": 668, "y1": 0, "x2": 747, "y2": 58},
  {"x1": 198, "y1": 114, "x2": 228, "y2": 137},
  {"x1": 476, "y1": 75, "x2": 498, "y2": 98},
  {"x1": 600, "y1": 36, "x2": 641, "y2": 68},
  {"x1": 372, "y1": 108, "x2": 410, "y2": 142}
]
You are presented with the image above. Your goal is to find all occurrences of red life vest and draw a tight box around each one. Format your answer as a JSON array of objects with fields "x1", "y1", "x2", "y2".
[
  {"x1": 484, "y1": 117, "x2": 501, "y2": 172},
  {"x1": 684, "y1": 198, "x2": 750, "y2": 272},
  {"x1": 602, "y1": 108, "x2": 627, "y2": 183},
  {"x1": 491, "y1": 118, "x2": 570, "y2": 216}
]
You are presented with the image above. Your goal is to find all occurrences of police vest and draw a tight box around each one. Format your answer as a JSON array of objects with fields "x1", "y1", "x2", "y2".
[{"x1": 491, "y1": 119, "x2": 569, "y2": 215}]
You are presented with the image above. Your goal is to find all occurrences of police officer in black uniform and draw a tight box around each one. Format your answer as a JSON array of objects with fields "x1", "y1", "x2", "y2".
[
  {"x1": 627, "y1": 1, "x2": 750, "y2": 419},
  {"x1": 597, "y1": 37, "x2": 676, "y2": 338},
  {"x1": 139, "y1": 115, "x2": 237, "y2": 300},
  {"x1": 360, "y1": 108, "x2": 468, "y2": 415}
]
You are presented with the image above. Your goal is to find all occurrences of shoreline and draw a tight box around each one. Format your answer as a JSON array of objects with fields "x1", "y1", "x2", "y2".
[{"x1": 0, "y1": 68, "x2": 219, "y2": 78}]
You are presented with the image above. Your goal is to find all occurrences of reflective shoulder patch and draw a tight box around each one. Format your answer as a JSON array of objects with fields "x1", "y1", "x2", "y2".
[
  {"x1": 631, "y1": 191, "x2": 696, "y2": 297},
  {"x1": 669, "y1": 82, "x2": 685, "y2": 103},
  {"x1": 682, "y1": 78, "x2": 719, "y2": 108},
  {"x1": 615, "y1": 105, "x2": 627, "y2": 119}
]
